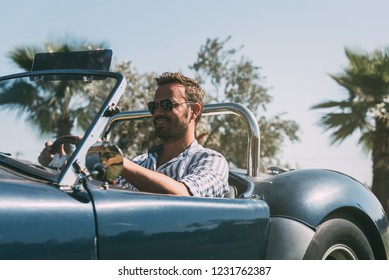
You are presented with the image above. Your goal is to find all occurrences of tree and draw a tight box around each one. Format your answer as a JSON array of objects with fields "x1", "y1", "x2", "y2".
[
  {"x1": 0, "y1": 35, "x2": 109, "y2": 142},
  {"x1": 190, "y1": 37, "x2": 300, "y2": 170},
  {"x1": 312, "y1": 47, "x2": 389, "y2": 216}
]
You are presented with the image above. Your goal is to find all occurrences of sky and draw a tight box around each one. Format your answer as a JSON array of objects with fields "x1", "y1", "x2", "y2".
[{"x1": 1, "y1": 0, "x2": 388, "y2": 185}]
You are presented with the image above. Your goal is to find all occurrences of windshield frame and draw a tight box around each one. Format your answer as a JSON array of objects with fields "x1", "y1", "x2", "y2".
[{"x1": 0, "y1": 69, "x2": 127, "y2": 186}]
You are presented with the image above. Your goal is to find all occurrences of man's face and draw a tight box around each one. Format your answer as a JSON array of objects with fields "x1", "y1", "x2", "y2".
[{"x1": 151, "y1": 83, "x2": 192, "y2": 142}]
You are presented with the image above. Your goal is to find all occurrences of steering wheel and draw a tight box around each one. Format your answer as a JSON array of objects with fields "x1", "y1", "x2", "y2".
[
  {"x1": 49, "y1": 135, "x2": 80, "y2": 155},
  {"x1": 47, "y1": 135, "x2": 80, "y2": 169}
]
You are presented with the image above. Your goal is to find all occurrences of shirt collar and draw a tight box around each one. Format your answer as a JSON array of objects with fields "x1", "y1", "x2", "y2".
[{"x1": 148, "y1": 140, "x2": 200, "y2": 159}]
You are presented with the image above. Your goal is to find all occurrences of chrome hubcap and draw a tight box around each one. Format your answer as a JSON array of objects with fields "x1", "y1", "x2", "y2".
[{"x1": 322, "y1": 244, "x2": 358, "y2": 260}]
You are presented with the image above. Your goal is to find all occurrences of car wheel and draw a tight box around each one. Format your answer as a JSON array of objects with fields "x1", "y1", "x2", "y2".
[{"x1": 303, "y1": 218, "x2": 374, "y2": 260}]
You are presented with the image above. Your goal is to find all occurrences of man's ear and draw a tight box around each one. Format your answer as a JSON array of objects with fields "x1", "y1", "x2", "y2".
[{"x1": 191, "y1": 103, "x2": 201, "y2": 121}]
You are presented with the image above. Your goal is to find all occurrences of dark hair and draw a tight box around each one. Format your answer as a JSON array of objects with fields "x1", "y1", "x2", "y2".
[{"x1": 156, "y1": 72, "x2": 204, "y2": 121}]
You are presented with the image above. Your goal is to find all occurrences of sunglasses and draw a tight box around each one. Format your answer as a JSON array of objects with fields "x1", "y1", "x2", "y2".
[{"x1": 147, "y1": 98, "x2": 193, "y2": 114}]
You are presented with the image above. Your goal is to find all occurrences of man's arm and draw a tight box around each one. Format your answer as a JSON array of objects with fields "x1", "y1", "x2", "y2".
[
  {"x1": 178, "y1": 152, "x2": 230, "y2": 197},
  {"x1": 120, "y1": 158, "x2": 191, "y2": 196}
]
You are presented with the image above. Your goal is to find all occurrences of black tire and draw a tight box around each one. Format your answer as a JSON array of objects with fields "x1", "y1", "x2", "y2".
[{"x1": 303, "y1": 218, "x2": 374, "y2": 260}]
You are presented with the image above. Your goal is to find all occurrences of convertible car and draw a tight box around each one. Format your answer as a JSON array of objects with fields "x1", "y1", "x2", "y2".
[{"x1": 0, "y1": 50, "x2": 388, "y2": 260}]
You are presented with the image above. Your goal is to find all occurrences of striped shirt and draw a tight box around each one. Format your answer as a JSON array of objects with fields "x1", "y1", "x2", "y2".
[{"x1": 116, "y1": 140, "x2": 230, "y2": 197}]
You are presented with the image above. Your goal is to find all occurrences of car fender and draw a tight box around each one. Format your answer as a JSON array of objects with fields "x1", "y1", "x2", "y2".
[
  {"x1": 252, "y1": 169, "x2": 389, "y2": 259},
  {"x1": 264, "y1": 216, "x2": 315, "y2": 259}
]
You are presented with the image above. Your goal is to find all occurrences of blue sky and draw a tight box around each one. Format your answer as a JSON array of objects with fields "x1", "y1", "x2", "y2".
[{"x1": 1, "y1": 0, "x2": 388, "y2": 185}]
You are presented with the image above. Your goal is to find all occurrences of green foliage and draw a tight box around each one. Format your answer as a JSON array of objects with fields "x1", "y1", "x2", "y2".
[
  {"x1": 190, "y1": 37, "x2": 300, "y2": 170},
  {"x1": 2, "y1": 35, "x2": 110, "y2": 140},
  {"x1": 8, "y1": 34, "x2": 109, "y2": 71},
  {"x1": 312, "y1": 47, "x2": 389, "y2": 154}
]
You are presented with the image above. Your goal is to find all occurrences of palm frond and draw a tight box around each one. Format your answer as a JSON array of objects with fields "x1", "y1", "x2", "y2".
[
  {"x1": 0, "y1": 80, "x2": 38, "y2": 116},
  {"x1": 5, "y1": 34, "x2": 109, "y2": 139},
  {"x1": 317, "y1": 112, "x2": 369, "y2": 145},
  {"x1": 7, "y1": 45, "x2": 42, "y2": 71},
  {"x1": 358, "y1": 130, "x2": 374, "y2": 155},
  {"x1": 311, "y1": 100, "x2": 353, "y2": 110},
  {"x1": 45, "y1": 34, "x2": 109, "y2": 52}
]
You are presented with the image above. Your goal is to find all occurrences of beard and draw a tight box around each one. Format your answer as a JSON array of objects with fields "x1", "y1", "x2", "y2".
[{"x1": 154, "y1": 111, "x2": 190, "y2": 142}]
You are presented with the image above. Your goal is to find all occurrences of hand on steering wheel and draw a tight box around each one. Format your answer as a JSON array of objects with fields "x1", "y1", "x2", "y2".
[
  {"x1": 49, "y1": 135, "x2": 80, "y2": 155},
  {"x1": 38, "y1": 135, "x2": 81, "y2": 169}
]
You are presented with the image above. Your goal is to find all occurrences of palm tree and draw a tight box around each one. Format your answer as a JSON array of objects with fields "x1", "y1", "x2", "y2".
[
  {"x1": 0, "y1": 35, "x2": 109, "y2": 142},
  {"x1": 312, "y1": 47, "x2": 389, "y2": 216}
]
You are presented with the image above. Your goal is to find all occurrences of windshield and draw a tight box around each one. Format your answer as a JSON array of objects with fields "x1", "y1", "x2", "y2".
[{"x1": 0, "y1": 71, "x2": 120, "y2": 180}]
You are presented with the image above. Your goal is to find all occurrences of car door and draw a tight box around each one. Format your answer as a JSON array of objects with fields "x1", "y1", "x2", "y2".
[{"x1": 88, "y1": 184, "x2": 270, "y2": 259}]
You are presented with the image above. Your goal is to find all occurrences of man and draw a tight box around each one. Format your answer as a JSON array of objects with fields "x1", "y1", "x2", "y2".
[
  {"x1": 116, "y1": 72, "x2": 229, "y2": 197},
  {"x1": 39, "y1": 72, "x2": 229, "y2": 197}
]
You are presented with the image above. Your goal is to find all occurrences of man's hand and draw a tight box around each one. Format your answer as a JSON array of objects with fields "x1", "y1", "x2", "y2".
[{"x1": 38, "y1": 141, "x2": 66, "y2": 168}]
